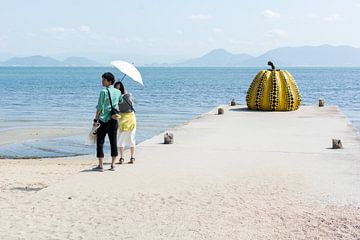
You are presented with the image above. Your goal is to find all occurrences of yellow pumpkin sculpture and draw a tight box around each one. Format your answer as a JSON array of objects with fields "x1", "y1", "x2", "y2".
[{"x1": 246, "y1": 61, "x2": 301, "y2": 111}]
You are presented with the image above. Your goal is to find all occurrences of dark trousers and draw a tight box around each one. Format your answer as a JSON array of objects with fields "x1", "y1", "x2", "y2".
[{"x1": 96, "y1": 119, "x2": 118, "y2": 158}]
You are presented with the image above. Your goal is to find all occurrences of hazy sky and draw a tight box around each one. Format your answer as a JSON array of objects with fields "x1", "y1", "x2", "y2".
[{"x1": 1, "y1": 0, "x2": 360, "y2": 64}]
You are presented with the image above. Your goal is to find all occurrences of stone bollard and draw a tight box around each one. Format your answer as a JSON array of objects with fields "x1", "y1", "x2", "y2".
[
  {"x1": 332, "y1": 139, "x2": 343, "y2": 149},
  {"x1": 164, "y1": 132, "x2": 174, "y2": 144},
  {"x1": 230, "y1": 98, "x2": 236, "y2": 106},
  {"x1": 319, "y1": 99, "x2": 325, "y2": 107},
  {"x1": 218, "y1": 108, "x2": 224, "y2": 115}
]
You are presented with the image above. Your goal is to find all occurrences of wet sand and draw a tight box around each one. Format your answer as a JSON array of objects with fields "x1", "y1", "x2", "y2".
[{"x1": 0, "y1": 127, "x2": 87, "y2": 145}]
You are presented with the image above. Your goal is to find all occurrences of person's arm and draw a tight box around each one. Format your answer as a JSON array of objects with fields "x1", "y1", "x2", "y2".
[
  {"x1": 94, "y1": 109, "x2": 101, "y2": 120},
  {"x1": 94, "y1": 91, "x2": 105, "y2": 124}
]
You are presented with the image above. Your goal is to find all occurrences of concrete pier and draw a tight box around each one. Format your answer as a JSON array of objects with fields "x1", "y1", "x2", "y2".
[{"x1": 1, "y1": 105, "x2": 359, "y2": 239}]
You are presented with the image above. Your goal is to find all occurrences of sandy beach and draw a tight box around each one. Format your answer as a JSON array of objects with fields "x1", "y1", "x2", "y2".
[{"x1": 0, "y1": 105, "x2": 359, "y2": 239}]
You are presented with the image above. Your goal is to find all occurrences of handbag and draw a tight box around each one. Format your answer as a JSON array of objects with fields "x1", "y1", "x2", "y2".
[
  {"x1": 85, "y1": 121, "x2": 100, "y2": 145},
  {"x1": 106, "y1": 88, "x2": 120, "y2": 118}
]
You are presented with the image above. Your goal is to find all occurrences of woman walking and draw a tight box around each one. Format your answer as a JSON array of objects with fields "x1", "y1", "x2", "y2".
[
  {"x1": 93, "y1": 72, "x2": 122, "y2": 172},
  {"x1": 114, "y1": 81, "x2": 136, "y2": 164}
]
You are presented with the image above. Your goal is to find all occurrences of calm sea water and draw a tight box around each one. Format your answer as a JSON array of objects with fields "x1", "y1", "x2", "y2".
[{"x1": 0, "y1": 67, "x2": 359, "y2": 158}]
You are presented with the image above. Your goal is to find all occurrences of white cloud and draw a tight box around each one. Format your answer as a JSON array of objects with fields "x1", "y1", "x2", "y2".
[
  {"x1": 44, "y1": 27, "x2": 76, "y2": 33},
  {"x1": 213, "y1": 27, "x2": 223, "y2": 33},
  {"x1": 324, "y1": 13, "x2": 341, "y2": 22},
  {"x1": 308, "y1": 13, "x2": 342, "y2": 22},
  {"x1": 264, "y1": 29, "x2": 288, "y2": 38},
  {"x1": 133, "y1": 37, "x2": 144, "y2": 43},
  {"x1": 175, "y1": 30, "x2": 183, "y2": 35},
  {"x1": 188, "y1": 14, "x2": 212, "y2": 21},
  {"x1": 26, "y1": 32, "x2": 37, "y2": 37},
  {"x1": 228, "y1": 39, "x2": 253, "y2": 45},
  {"x1": 228, "y1": 38, "x2": 240, "y2": 44},
  {"x1": 78, "y1": 25, "x2": 91, "y2": 33},
  {"x1": 308, "y1": 13, "x2": 320, "y2": 19},
  {"x1": 262, "y1": 9, "x2": 281, "y2": 20},
  {"x1": 44, "y1": 25, "x2": 91, "y2": 34}
]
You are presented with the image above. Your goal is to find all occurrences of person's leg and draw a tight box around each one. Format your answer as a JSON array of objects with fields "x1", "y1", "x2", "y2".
[
  {"x1": 95, "y1": 121, "x2": 107, "y2": 170},
  {"x1": 119, "y1": 146, "x2": 125, "y2": 160},
  {"x1": 110, "y1": 156, "x2": 116, "y2": 169},
  {"x1": 130, "y1": 147, "x2": 135, "y2": 158},
  {"x1": 118, "y1": 131, "x2": 126, "y2": 164},
  {"x1": 108, "y1": 119, "x2": 118, "y2": 169},
  {"x1": 129, "y1": 129, "x2": 136, "y2": 163}
]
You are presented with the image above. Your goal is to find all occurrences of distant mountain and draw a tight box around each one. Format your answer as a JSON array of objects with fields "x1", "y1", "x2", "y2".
[
  {"x1": 0, "y1": 55, "x2": 101, "y2": 66},
  {"x1": 239, "y1": 53, "x2": 287, "y2": 67},
  {"x1": 254, "y1": 45, "x2": 360, "y2": 67},
  {"x1": 167, "y1": 45, "x2": 360, "y2": 67},
  {"x1": 2, "y1": 44, "x2": 360, "y2": 67},
  {"x1": 2, "y1": 55, "x2": 63, "y2": 66},
  {"x1": 0, "y1": 52, "x2": 15, "y2": 62},
  {"x1": 62, "y1": 57, "x2": 100, "y2": 66},
  {"x1": 175, "y1": 49, "x2": 253, "y2": 67}
]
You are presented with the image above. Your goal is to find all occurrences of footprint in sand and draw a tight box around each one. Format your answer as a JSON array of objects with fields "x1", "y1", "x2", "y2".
[{"x1": 10, "y1": 182, "x2": 47, "y2": 192}]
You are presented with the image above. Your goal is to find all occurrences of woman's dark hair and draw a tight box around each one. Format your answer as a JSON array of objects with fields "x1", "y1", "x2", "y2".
[
  {"x1": 114, "y1": 81, "x2": 125, "y2": 95},
  {"x1": 102, "y1": 72, "x2": 115, "y2": 84}
]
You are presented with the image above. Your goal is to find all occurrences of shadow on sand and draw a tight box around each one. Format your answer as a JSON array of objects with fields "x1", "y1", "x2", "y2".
[
  {"x1": 229, "y1": 107, "x2": 255, "y2": 112},
  {"x1": 10, "y1": 186, "x2": 47, "y2": 192},
  {"x1": 80, "y1": 162, "x2": 134, "y2": 173}
]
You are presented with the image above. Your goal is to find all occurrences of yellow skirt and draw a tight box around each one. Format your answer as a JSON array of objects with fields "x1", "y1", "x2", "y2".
[{"x1": 119, "y1": 112, "x2": 136, "y2": 132}]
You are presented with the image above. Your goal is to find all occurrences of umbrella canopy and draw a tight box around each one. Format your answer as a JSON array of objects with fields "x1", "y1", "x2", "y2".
[{"x1": 110, "y1": 60, "x2": 143, "y2": 85}]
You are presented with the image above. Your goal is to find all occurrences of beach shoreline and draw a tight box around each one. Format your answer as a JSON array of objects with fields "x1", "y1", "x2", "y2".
[
  {"x1": 0, "y1": 105, "x2": 221, "y2": 159},
  {"x1": 0, "y1": 105, "x2": 360, "y2": 239},
  {"x1": 0, "y1": 127, "x2": 88, "y2": 146}
]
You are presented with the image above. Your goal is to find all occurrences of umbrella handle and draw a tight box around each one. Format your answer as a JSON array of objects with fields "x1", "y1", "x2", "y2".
[{"x1": 120, "y1": 74, "x2": 127, "y2": 82}]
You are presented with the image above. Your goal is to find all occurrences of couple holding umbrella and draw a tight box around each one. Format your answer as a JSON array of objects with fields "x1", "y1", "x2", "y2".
[{"x1": 91, "y1": 60, "x2": 143, "y2": 172}]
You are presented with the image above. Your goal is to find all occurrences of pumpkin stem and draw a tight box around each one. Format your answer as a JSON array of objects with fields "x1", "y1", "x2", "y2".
[{"x1": 267, "y1": 61, "x2": 275, "y2": 70}]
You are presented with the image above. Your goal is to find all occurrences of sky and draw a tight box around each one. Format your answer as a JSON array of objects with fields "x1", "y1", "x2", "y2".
[{"x1": 1, "y1": 0, "x2": 360, "y2": 64}]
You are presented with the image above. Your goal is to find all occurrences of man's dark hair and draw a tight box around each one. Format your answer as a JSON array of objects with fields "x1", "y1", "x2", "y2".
[{"x1": 102, "y1": 72, "x2": 115, "y2": 84}]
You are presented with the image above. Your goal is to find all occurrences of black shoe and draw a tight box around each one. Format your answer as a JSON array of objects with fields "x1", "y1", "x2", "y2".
[
  {"x1": 92, "y1": 165, "x2": 104, "y2": 172},
  {"x1": 129, "y1": 157, "x2": 135, "y2": 164}
]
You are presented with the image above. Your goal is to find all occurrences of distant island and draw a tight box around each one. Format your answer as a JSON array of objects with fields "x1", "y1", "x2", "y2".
[
  {"x1": 0, "y1": 55, "x2": 102, "y2": 67},
  {"x1": 1, "y1": 44, "x2": 360, "y2": 67},
  {"x1": 146, "y1": 44, "x2": 360, "y2": 67}
]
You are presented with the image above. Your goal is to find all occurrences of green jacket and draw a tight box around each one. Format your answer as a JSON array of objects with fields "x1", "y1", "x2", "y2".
[{"x1": 96, "y1": 86, "x2": 122, "y2": 122}]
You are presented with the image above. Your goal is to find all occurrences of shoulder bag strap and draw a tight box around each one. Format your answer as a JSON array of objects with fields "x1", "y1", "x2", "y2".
[{"x1": 106, "y1": 88, "x2": 115, "y2": 111}]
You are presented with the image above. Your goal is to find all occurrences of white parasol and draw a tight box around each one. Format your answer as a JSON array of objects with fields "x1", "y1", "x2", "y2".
[{"x1": 110, "y1": 60, "x2": 143, "y2": 85}]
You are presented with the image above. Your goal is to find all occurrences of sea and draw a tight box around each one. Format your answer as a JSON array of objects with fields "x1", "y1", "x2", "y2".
[{"x1": 0, "y1": 67, "x2": 359, "y2": 158}]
